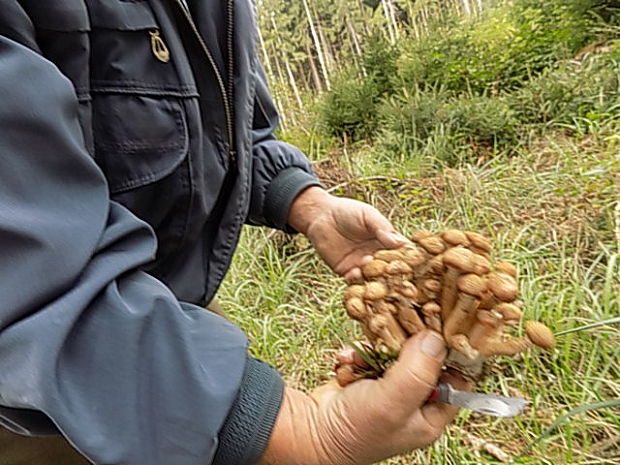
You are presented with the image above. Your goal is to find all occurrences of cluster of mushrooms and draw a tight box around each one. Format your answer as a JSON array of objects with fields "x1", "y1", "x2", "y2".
[{"x1": 337, "y1": 229, "x2": 555, "y2": 385}]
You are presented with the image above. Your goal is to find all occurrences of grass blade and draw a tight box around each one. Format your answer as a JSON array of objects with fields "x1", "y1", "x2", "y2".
[
  {"x1": 554, "y1": 316, "x2": 620, "y2": 336},
  {"x1": 520, "y1": 399, "x2": 620, "y2": 455}
]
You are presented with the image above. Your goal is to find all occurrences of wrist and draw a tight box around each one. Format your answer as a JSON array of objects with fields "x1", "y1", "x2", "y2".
[
  {"x1": 287, "y1": 186, "x2": 332, "y2": 235},
  {"x1": 258, "y1": 388, "x2": 325, "y2": 465}
]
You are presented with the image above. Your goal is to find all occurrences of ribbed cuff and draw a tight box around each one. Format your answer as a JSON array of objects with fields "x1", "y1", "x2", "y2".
[
  {"x1": 212, "y1": 357, "x2": 284, "y2": 465},
  {"x1": 263, "y1": 167, "x2": 322, "y2": 232}
]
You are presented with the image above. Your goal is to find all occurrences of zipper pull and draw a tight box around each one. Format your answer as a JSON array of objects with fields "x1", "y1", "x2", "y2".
[{"x1": 149, "y1": 30, "x2": 170, "y2": 63}]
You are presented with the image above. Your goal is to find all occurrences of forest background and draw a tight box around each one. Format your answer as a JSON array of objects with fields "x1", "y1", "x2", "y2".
[{"x1": 221, "y1": 1, "x2": 620, "y2": 463}]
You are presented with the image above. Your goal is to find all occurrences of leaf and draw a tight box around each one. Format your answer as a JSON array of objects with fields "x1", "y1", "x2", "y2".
[{"x1": 346, "y1": 339, "x2": 383, "y2": 372}]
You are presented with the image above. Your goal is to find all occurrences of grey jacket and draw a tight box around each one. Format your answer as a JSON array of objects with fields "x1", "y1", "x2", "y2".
[{"x1": 0, "y1": 1, "x2": 320, "y2": 464}]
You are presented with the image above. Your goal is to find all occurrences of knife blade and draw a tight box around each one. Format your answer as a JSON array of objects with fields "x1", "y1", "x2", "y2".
[{"x1": 428, "y1": 383, "x2": 529, "y2": 418}]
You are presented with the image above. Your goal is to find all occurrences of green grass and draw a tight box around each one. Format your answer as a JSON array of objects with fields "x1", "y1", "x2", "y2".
[{"x1": 219, "y1": 126, "x2": 619, "y2": 463}]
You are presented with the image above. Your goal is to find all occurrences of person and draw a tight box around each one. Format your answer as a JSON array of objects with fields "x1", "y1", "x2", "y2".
[{"x1": 0, "y1": 1, "x2": 467, "y2": 464}]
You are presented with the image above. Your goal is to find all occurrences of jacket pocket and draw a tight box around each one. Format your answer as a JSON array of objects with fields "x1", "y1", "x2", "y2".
[
  {"x1": 87, "y1": 0, "x2": 197, "y2": 192},
  {"x1": 87, "y1": 0, "x2": 194, "y2": 95},
  {"x1": 92, "y1": 93, "x2": 189, "y2": 194}
]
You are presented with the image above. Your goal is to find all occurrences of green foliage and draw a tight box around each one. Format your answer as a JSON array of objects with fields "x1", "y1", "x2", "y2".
[
  {"x1": 443, "y1": 95, "x2": 521, "y2": 147},
  {"x1": 319, "y1": 74, "x2": 380, "y2": 139},
  {"x1": 397, "y1": 0, "x2": 596, "y2": 95},
  {"x1": 374, "y1": 88, "x2": 520, "y2": 167},
  {"x1": 307, "y1": 0, "x2": 620, "y2": 167},
  {"x1": 318, "y1": 35, "x2": 399, "y2": 139},
  {"x1": 509, "y1": 45, "x2": 620, "y2": 128},
  {"x1": 359, "y1": 33, "x2": 400, "y2": 95}
]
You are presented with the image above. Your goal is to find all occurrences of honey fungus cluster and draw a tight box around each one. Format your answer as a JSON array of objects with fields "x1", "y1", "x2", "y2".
[{"x1": 338, "y1": 229, "x2": 555, "y2": 384}]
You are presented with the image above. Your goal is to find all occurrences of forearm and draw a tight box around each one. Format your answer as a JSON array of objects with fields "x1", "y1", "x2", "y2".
[{"x1": 258, "y1": 388, "x2": 324, "y2": 465}]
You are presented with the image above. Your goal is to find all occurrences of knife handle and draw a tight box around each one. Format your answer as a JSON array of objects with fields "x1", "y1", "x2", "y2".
[{"x1": 428, "y1": 383, "x2": 450, "y2": 404}]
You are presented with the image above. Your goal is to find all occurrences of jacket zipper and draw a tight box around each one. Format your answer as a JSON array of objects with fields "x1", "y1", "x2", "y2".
[{"x1": 172, "y1": 0, "x2": 236, "y2": 161}]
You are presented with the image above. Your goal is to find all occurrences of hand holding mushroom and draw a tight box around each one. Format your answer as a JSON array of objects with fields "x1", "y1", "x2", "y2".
[{"x1": 338, "y1": 229, "x2": 555, "y2": 385}]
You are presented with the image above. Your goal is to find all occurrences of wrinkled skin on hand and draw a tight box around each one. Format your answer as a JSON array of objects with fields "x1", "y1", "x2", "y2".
[
  {"x1": 259, "y1": 331, "x2": 471, "y2": 465},
  {"x1": 287, "y1": 187, "x2": 408, "y2": 282}
]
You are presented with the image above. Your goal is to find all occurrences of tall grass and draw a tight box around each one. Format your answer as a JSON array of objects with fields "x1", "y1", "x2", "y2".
[{"x1": 220, "y1": 126, "x2": 619, "y2": 464}]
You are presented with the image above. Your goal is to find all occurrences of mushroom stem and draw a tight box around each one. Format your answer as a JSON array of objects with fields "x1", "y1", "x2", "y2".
[
  {"x1": 441, "y1": 247, "x2": 475, "y2": 321},
  {"x1": 443, "y1": 274, "x2": 485, "y2": 353},
  {"x1": 368, "y1": 313, "x2": 407, "y2": 352},
  {"x1": 468, "y1": 309, "x2": 504, "y2": 353},
  {"x1": 421, "y1": 302, "x2": 442, "y2": 332},
  {"x1": 395, "y1": 300, "x2": 426, "y2": 334},
  {"x1": 450, "y1": 334, "x2": 479, "y2": 360},
  {"x1": 481, "y1": 337, "x2": 529, "y2": 356}
]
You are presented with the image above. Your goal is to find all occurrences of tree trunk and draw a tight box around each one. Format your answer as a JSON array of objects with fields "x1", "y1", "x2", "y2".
[
  {"x1": 381, "y1": 0, "x2": 396, "y2": 44},
  {"x1": 301, "y1": 0, "x2": 331, "y2": 89},
  {"x1": 305, "y1": 41, "x2": 324, "y2": 93},
  {"x1": 461, "y1": 0, "x2": 472, "y2": 16},
  {"x1": 257, "y1": 26, "x2": 275, "y2": 85},
  {"x1": 284, "y1": 59, "x2": 303, "y2": 110}
]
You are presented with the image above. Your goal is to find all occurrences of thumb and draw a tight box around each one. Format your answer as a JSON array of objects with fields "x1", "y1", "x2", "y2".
[
  {"x1": 365, "y1": 209, "x2": 409, "y2": 248},
  {"x1": 362, "y1": 208, "x2": 408, "y2": 249},
  {"x1": 380, "y1": 330, "x2": 447, "y2": 410}
]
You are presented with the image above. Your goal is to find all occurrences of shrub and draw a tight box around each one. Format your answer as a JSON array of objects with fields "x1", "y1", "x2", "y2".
[
  {"x1": 374, "y1": 88, "x2": 521, "y2": 166},
  {"x1": 397, "y1": 0, "x2": 596, "y2": 95},
  {"x1": 319, "y1": 75, "x2": 380, "y2": 139},
  {"x1": 509, "y1": 44, "x2": 620, "y2": 127},
  {"x1": 442, "y1": 95, "x2": 521, "y2": 149}
]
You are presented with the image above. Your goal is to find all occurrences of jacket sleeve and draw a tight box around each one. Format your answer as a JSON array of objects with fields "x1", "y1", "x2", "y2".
[
  {"x1": 246, "y1": 64, "x2": 322, "y2": 231},
  {"x1": 0, "y1": 36, "x2": 282, "y2": 465}
]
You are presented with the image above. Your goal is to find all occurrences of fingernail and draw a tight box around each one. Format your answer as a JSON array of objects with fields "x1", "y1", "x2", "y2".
[
  {"x1": 390, "y1": 232, "x2": 408, "y2": 243},
  {"x1": 421, "y1": 331, "x2": 446, "y2": 359}
]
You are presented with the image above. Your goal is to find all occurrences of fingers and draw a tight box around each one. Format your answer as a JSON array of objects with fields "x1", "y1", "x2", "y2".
[
  {"x1": 417, "y1": 367, "x2": 475, "y2": 436},
  {"x1": 343, "y1": 255, "x2": 373, "y2": 282},
  {"x1": 362, "y1": 207, "x2": 409, "y2": 249},
  {"x1": 376, "y1": 229, "x2": 410, "y2": 248},
  {"x1": 336, "y1": 344, "x2": 371, "y2": 368},
  {"x1": 380, "y1": 330, "x2": 447, "y2": 411}
]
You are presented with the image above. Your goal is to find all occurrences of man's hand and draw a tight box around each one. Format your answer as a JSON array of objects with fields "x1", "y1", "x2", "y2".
[
  {"x1": 288, "y1": 187, "x2": 408, "y2": 281},
  {"x1": 259, "y1": 331, "x2": 468, "y2": 465}
]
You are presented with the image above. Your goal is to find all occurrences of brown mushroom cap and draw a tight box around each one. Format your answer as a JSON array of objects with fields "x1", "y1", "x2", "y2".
[
  {"x1": 375, "y1": 300, "x2": 398, "y2": 315},
  {"x1": 488, "y1": 272, "x2": 519, "y2": 302},
  {"x1": 443, "y1": 247, "x2": 476, "y2": 273},
  {"x1": 495, "y1": 261, "x2": 517, "y2": 278},
  {"x1": 442, "y1": 229, "x2": 470, "y2": 246},
  {"x1": 429, "y1": 255, "x2": 445, "y2": 275},
  {"x1": 398, "y1": 281, "x2": 418, "y2": 299},
  {"x1": 336, "y1": 364, "x2": 357, "y2": 387},
  {"x1": 344, "y1": 284, "x2": 365, "y2": 301},
  {"x1": 423, "y1": 279, "x2": 442, "y2": 293},
  {"x1": 422, "y1": 301, "x2": 441, "y2": 315},
  {"x1": 419, "y1": 236, "x2": 446, "y2": 255},
  {"x1": 472, "y1": 254, "x2": 491, "y2": 275},
  {"x1": 345, "y1": 297, "x2": 368, "y2": 320},
  {"x1": 373, "y1": 249, "x2": 406, "y2": 262},
  {"x1": 525, "y1": 321, "x2": 556, "y2": 350},
  {"x1": 362, "y1": 259, "x2": 388, "y2": 279},
  {"x1": 475, "y1": 309, "x2": 503, "y2": 328},
  {"x1": 386, "y1": 259, "x2": 412, "y2": 275},
  {"x1": 400, "y1": 246, "x2": 427, "y2": 267},
  {"x1": 411, "y1": 230, "x2": 433, "y2": 242},
  {"x1": 495, "y1": 302, "x2": 522, "y2": 325},
  {"x1": 456, "y1": 273, "x2": 486, "y2": 296},
  {"x1": 465, "y1": 232, "x2": 492, "y2": 253},
  {"x1": 364, "y1": 281, "x2": 388, "y2": 301}
]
